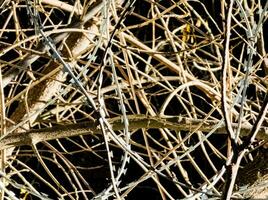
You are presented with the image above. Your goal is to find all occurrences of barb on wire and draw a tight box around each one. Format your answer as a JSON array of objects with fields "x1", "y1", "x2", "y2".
[
  {"x1": 25, "y1": 0, "x2": 97, "y2": 111},
  {"x1": 93, "y1": 0, "x2": 136, "y2": 198}
]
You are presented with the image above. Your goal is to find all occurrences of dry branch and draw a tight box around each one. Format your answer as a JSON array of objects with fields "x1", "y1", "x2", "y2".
[
  {"x1": 1, "y1": 115, "x2": 267, "y2": 151},
  {"x1": 5, "y1": 4, "x2": 100, "y2": 148}
]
